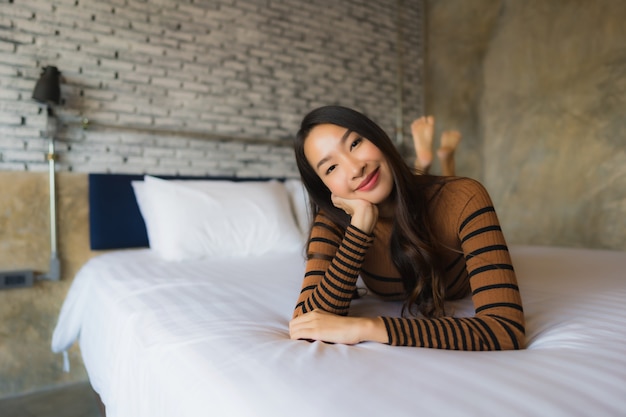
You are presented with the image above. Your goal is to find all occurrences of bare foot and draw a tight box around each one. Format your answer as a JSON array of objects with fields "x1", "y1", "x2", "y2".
[
  {"x1": 437, "y1": 130, "x2": 461, "y2": 176},
  {"x1": 411, "y1": 116, "x2": 435, "y2": 173}
]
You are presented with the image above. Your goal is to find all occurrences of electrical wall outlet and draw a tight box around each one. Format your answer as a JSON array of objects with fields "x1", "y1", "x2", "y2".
[{"x1": 0, "y1": 270, "x2": 35, "y2": 290}]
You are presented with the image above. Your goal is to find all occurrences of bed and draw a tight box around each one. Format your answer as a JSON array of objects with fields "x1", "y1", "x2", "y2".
[{"x1": 52, "y1": 173, "x2": 626, "y2": 417}]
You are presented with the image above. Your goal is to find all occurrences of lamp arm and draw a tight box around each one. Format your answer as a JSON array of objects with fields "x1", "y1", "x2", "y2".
[
  {"x1": 40, "y1": 110, "x2": 61, "y2": 281},
  {"x1": 46, "y1": 135, "x2": 60, "y2": 281}
]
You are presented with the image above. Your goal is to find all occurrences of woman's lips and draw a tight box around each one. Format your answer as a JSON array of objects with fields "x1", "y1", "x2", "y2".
[{"x1": 357, "y1": 168, "x2": 380, "y2": 191}]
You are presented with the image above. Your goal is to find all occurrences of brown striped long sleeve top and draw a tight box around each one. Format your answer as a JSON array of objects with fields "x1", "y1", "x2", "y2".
[{"x1": 293, "y1": 177, "x2": 525, "y2": 350}]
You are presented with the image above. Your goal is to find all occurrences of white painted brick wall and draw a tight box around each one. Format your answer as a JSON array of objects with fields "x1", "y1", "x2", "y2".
[{"x1": 0, "y1": 0, "x2": 424, "y2": 178}]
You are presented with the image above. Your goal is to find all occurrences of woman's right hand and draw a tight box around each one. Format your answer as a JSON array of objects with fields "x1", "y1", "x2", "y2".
[{"x1": 331, "y1": 194, "x2": 378, "y2": 234}]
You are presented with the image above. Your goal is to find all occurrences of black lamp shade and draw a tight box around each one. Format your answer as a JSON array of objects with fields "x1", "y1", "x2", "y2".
[{"x1": 32, "y1": 66, "x2": 61, "y2": 105}]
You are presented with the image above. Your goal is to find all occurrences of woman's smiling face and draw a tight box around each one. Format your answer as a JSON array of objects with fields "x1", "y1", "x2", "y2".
[{"x1": 303, "y1": 123, "x2": 394, "y2": 206}]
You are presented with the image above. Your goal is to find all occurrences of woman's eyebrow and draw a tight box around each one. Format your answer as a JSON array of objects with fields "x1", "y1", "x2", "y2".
[
  {"x1": 340, "y1": 129, "x2": 353, "y2": 143},
  {"x1": 315, "y1": 129, "x2": 353, "y2": 170}
]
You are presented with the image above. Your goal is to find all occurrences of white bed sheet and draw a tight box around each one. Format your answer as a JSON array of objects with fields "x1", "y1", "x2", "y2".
[{"x1": 52, "y1": 245, "x2": 626, "y2": 417}]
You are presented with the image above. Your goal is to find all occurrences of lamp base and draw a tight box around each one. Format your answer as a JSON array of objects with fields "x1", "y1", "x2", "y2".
[{"x1": 40, "y1": 256, "x2": 61, "y2": 281}]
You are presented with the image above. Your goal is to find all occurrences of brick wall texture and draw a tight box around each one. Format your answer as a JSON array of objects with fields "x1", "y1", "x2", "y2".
[{"x1": 0, "y1": 0, "x2": 424, "y2": 177}]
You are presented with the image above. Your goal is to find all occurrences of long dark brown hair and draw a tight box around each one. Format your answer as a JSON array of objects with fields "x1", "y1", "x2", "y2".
[{"x1": 294, "y1": 105, "x2": 448, "y2": 318}]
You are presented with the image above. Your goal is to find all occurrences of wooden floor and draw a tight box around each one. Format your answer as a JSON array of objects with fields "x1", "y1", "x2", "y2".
[{"x1": 0, "y1": 382, "x2": 102, "y2": 417}]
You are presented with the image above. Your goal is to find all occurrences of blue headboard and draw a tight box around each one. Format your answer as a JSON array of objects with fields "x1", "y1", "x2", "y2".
[
  {"x1": 88, "y1": 173, "x2": 275, "y2": 250},
  {"x1": 89, "y1": 173, "x2": 148, "y2": 250}
]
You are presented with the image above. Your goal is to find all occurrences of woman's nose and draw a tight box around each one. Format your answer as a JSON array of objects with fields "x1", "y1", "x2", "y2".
[{"x1": 348, "y1": 158, "x2": 366, "y2": 179}]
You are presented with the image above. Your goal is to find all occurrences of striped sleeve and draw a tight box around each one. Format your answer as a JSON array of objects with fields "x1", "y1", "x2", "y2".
[
  {"x1": 381, "y1": 178, "x2": 525, "y2": 350},
  {"x1": 293, "y1": 213, "x2": 373, "y2": 318}
]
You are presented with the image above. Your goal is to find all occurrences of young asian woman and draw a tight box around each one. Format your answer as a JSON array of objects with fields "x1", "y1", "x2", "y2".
[{"x1": 289, "y1": 105, "x2": 525, "y2": 350}]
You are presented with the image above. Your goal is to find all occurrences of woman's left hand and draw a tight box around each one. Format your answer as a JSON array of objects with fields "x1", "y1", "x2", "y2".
[
  {"x1": 289, "y1": 309, "x2": 388, "y2": 345},
  {"x1": 331, "y1": 194, "x2": 378, "y2": 234}
]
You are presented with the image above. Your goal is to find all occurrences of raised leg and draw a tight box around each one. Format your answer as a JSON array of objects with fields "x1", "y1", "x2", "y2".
[
  {"x1": 411, "y1": 116, "x2": 435, "y2": 174},
  {"x1": 437, "y1": 130, "x2": 461, "y2": 177}
]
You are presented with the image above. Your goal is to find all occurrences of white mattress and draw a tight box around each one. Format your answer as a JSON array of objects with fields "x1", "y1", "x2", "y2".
[{"x1": 52, "y1": 245, "x2": 626, "y2": 417}]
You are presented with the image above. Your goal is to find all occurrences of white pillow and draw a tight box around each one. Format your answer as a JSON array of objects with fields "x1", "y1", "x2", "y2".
[
  {"x1": 132, "y1": 176, "x2": 303, "y2": 261},
  {"x1": 131, "y1": 180, "x2": 160, "y2": 247},
  {"x1": 283, "y1": 178, "x2": 311, "y2": 238}
]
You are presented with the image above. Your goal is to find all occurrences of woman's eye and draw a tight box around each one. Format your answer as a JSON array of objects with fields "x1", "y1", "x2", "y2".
[
  {"x1": 325, "y1": 165, "x2": 336, "y2": 175},
  {"x1": 350, "y1": 137, "x2": 362, "y2": 149}
]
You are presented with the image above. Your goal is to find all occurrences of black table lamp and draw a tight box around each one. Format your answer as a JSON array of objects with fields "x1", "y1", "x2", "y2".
[{"x1": 32, "y1": 66, "x2": 61, "y2": 106}]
